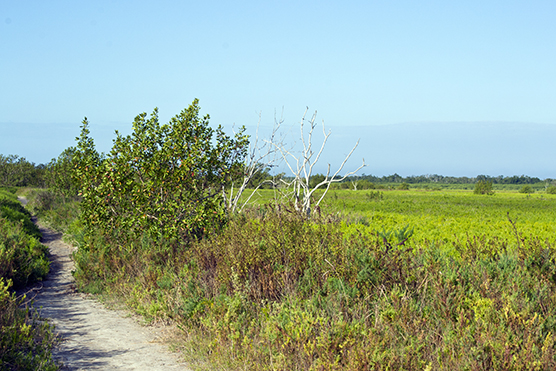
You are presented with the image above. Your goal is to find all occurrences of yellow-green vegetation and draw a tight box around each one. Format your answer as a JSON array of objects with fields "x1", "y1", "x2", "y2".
[
  {"x1": 60, "y1": 186, "x2": 556, "y2": 370},
  {"x1": 240, "y1": 188, "x2": 556, "y2": 245},
  {"x1": 0, "y1": 187, "x2": 58, "y2": 370},
  {"x1": 326, "y1": 189, "x2": 556, "y2": 247},
  {"x1": 70, "y1": 206, "x2": 556, "y2": 370}
]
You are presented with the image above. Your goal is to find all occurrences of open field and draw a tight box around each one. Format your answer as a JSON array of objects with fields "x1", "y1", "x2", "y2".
[{"x1": 243, "y1": 188, "x2": 556, "y2": 246}]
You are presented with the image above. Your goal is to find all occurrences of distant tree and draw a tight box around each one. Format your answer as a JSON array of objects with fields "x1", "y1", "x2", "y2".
[
  {"x1": 519, "y1": 185, "x2": 534, "y2": 194},
  {"x1": 474, "y1": 180, "x2": 494, "y2": 195},
  {"x1": 309, "y1": 174, "x2": 326, "y2": 189},
  {"x1": 0, "y1": 154, "x2": 46, "y2": 187},
  {"x1": 355, "y1": 180, "x2": 373, "y2": 190},
  {"x1": 46, "y1": 147, "x2": 81, "y2": 196}
]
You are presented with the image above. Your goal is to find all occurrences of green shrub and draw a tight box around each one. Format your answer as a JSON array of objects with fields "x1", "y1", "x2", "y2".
[
  {"x1": 474, "y1": 180, "x2": 494, "y2": 195},
  {"x1": 0, "y1": 218, "x2": 49, "y2": 289},
  {"x1": 547, "y1": 185, "x2": 556, "y2": 194},
  {"x1": 0, "y1": 278, "x2": 58, "y2": 370},
  {"x1": 0, "y1": 188, "x2": 55, "y2": 369},
  {"x1": 519, "y1": 185, "x2": 534, "y2": 194},
  {"x1": 366, "y1": 190, "x2": 384, "y2": 201},
  {"x1": 72, "y1": 99, "x2": 248, "y2": 245},
  {"x1": 0, "y1": 189, "x2": 49, "y2": 289}
]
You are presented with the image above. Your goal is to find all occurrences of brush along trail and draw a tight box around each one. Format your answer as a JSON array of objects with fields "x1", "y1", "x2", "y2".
[{"x1": 20, "y1": 197, "x2": 189, "y2": 370}]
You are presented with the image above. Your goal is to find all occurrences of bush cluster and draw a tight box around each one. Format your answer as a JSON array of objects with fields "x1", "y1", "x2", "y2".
[
  {"x1": 474, "y1": 180, "x2": 494, "y2": 195},
  {"x1": 70, "y1": 100, "x2": 247, "y2": 245}
]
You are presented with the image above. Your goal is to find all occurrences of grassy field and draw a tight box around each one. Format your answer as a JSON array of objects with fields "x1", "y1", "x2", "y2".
[{"x1": 243, "y1": 188, "x2": 556, "y2": 247}]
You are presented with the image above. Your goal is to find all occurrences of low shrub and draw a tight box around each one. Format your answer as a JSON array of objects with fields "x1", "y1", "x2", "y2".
[
  {"x1": 519, "y1": 185, "x2": 534, "y2": 194},
  {"x1": 0, "y1": 189, "x2": 49, "y2": 289},
  {"x1": 0, "y1": 278, "x2": 58, "y2": 370},
  {"x1": 474, "y1": 180, "x2": 494, "y2": 195},
  {"x1": 0, "y1": 187, "x2": 56, "y2": 369}
]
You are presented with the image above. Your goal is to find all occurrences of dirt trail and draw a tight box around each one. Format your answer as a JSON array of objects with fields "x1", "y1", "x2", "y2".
[{"x1": 19, "y1": 197, "x2": 189, "y2": 370}]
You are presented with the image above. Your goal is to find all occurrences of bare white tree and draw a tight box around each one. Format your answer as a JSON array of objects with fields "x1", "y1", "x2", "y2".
[
  {"x1": 274, "y1": 107, "x2": 366, "y2": 216},
  {"x1": 223, "y1": 112, "x2": 285, "y2": 213}
]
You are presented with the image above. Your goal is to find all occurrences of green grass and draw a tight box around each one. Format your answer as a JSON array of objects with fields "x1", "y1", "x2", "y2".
[
  {"x1": 243, "y1": 188, "x2": 556, "y2": 247},
  {"x1": 0, "y1": 187, "x2": 58, "y2": 370}
]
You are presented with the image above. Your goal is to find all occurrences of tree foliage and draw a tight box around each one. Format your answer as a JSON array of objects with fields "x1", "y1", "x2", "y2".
[
  {"x1": 72, "y1": 99, "x2": 248, "y2": 243},
  {"x1": 45, "y1": 147, "x2": 81, "y2": 196},
  {"x1": 473, "y1": 180, "x2": 494, "y2": 195},
  {"x1": 0, "y1": 155, "x2": 47, "y2": 187}
]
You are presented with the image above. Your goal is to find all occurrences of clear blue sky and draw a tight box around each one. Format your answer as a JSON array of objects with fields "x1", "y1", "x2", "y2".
[{"x1": 1, "y1": 1, "x2": 555, "y2": 177}]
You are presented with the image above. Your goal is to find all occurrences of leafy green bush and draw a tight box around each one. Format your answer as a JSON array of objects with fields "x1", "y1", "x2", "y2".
[
  {"x1": 519, "y1": 185, "x2": 534, "y2": 194},
  {"x1": 547, "y1": 185, "x2": 556, "y2": 194},
  {"x1": 72, "y1": 99, "x2": 248, "y2": 245},
  {"x1": 366, "y1": 190, "x2": 384, "y2": 201},
  {"x1": 474, "y1": 180, "x2": 494, "y2": 195}
]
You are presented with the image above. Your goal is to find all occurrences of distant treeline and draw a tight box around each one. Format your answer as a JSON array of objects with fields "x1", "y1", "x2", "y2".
[
  {"x1": 343, "y1": 173, "x2": 552, "y2": 185},
  {"x1": 0, "y1": 154, "x2": 48, "y2": 188}
]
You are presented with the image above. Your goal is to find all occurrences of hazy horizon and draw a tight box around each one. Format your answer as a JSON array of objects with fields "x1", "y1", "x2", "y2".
[{"x1": 2, "y1": 119, "x2": 554, "y2": 179}]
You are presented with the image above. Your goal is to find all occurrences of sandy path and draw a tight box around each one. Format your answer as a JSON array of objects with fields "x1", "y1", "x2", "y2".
[{"x1": 20, "y1": 197, "x2": 190, "y2": 370}]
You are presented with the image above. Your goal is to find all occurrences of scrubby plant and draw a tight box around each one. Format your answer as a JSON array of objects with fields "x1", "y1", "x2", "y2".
[
  {"x1": 547, "y1": 185, "x2": 556, "y2": 194},
  {"x1": 519, "y1": 185, "x2": 534, "y2": 194},
  {"x1": 71, "y1": 99, "x2": 248, "y2": 244},
  {"x1": 0, "y1": 188, "x2": 56, "y2": 369},
  {"x1": 474, "y1": 180, "x2": 494, "y2": 195},
  {"x1": 0, "y1": 188, "x2": 49, "y2": 289},
  {"x1": 366, "y1": 190, "x2": 384, "y2": 201},
  {"x1": 0, "y1": 278, "x2": 58, "y2": 370}
]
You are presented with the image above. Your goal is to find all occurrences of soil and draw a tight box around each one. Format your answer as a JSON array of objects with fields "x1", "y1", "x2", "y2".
[{"x1": 19, "y1": 197, "x2": 190, "y2": 370}]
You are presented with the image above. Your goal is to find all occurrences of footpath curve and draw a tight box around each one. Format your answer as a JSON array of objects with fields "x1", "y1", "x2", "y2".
[{"x1": 20, "y1": 197, "x2": 189, "y2": 370}]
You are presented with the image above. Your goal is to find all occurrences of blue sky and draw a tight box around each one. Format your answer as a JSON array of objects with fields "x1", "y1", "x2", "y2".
[{"x1": 1, "y1": 1, "x2": 555, "y2": 177}]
